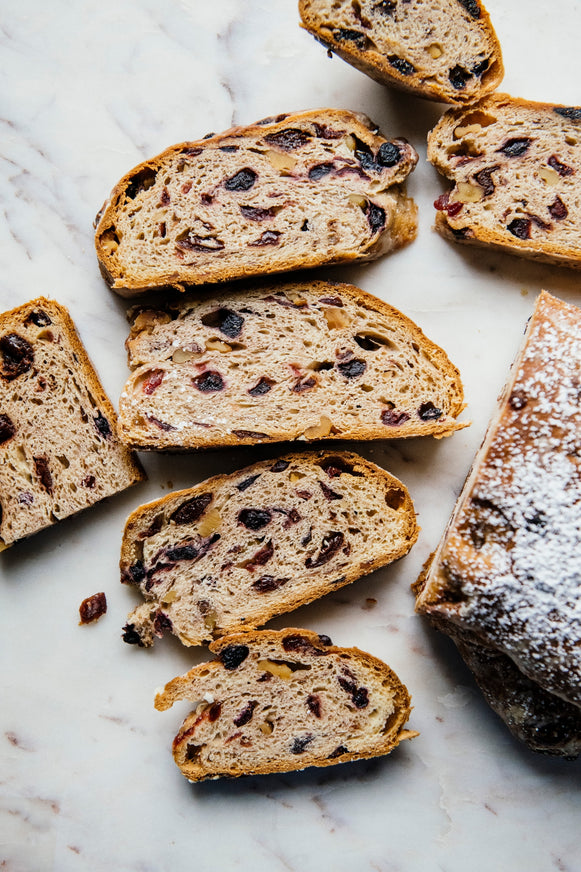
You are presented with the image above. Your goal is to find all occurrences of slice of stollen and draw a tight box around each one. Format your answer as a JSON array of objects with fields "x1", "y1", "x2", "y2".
[
  {"x1": 414, "y1": 291, "x2": 581, "y2": 755},
  {"x1": 121, "y1": 450, "x2": 418, "y2": 648},
  {"x1": 154, "y1": 628, "x2": 417, "y2": 780},
  {"x1": 0, "y1": 297, "x2": 144, "y2": 548},
  {"x1": 118, "y1": 281, "x2": 467, "y2": 450},
  {"x1": 299, "y1": 0, "x2": 503, "y2": 104},
  {"x1": 94, "y1": 108, "x2": 418, "y2": 296},
  {"x1": 428, "y1": 94, "x2": 581, "y2": 268}
]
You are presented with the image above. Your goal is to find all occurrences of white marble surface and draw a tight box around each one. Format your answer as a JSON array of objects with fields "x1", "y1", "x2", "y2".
[{"x1": 1, "y1": 1, "x2": 581, "y2": 869}]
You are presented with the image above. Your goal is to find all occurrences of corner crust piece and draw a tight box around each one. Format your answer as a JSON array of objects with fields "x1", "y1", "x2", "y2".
[
  {"x1": 0, "y1": 297, "x2": 144, "y2": 547},
  {"x1": 154, "y1": 628, "x2": 417, "y2": 780},
  {"x1": 414, "y1": 291, "x2": 581, "y2": 757},
  {"x1": 429, "y1": 94, "x2": 581, "y2": 268},
  {"x1": 94, "y1": 109, "x2": 418, "y2": 296}
]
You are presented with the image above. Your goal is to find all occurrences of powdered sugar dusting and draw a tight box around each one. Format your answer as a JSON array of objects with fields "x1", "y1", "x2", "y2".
[{"x1": 437, "y1": 292, "x2": 581, "y2": 706}]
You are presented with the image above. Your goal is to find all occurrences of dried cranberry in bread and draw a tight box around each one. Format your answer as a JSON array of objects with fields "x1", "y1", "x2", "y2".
[
  {"x1": 299, "y1": 0, "x2": 503, "y2": 104},
  {"x1": 121, "y1": 450, "x2": 418, "y2": 648},
  {"x1": 154, "y1": 628, "x2": 417, "y2": 780},
  {"x1": 0, "y1": 298, "x2": 144, "y2": 548},
  {"x1": 429, "y1": 95, "x2": 581, "y2": 268},
  {"x1": 118, "y1": 281, "x2": 467, "y2": 450},
  {"x1": 94, "y1": 109, "x2": 418, "y2": 297},
  {"x1": 414, "y1": 292, "x2": 581, "y2": 756}
]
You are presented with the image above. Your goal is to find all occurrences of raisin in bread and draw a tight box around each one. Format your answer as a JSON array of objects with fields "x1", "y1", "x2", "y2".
[
  {"x1": 414, "y1": 291, "x2": 581, "y2": 756},
  {"x1": 428, "y1": 95, "x2": 581, "y2": 268},
  {"x1": 118, "y1": 281, "x2": 467, "y2": 450},
  {"x1": 154, "y1": 628, "x2": 417, "y2": 780},
  {"x1": 299, "y1": 0, "x2": 503, "y2": 104},
  {"x1": 0, "y1": 298, "x2": 145, "y2": 548},
  {"x1": 94, "y1": 109, "x2": 418, "y2": 296},
  {"x1": 121, "y1": 450, "x2": 418, "y2": 648}
]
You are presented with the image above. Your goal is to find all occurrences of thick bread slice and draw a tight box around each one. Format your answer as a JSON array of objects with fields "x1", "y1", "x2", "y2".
[
  {"x1": 428, "y1": 95, "x2": 581, "y2": 268},
  {"x1": 94, "y1": 109, "x2": 418, "y2": 296},
  {"x1": 414, "y1": 292, "x2": 581, "y2": 754},
  {"x1": 299, "y1": 0, "x2": 503, "y2": 104},
  {"x1": 121, "y1": 450, "x2": 418, "y2": 648},
  {"x1": 0, "y1": 298, "x2": 145, "y2": 548},
  {"x1": 154, "y1": 628, "x2": 417, "y2": 780},
  {"x1": 118, "y1": 281, "x2": 467, "y2": 450}
]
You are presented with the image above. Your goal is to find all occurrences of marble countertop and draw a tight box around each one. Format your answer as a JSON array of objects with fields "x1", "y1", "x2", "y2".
[{"x1": 1, "y1": 1, "x2": 580, "y2": 870}]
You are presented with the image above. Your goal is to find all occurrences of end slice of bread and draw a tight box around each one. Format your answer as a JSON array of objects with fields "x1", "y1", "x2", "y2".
[
  {"x1": 95, "y1": 108, "x2": 418, "y2": 296},
  {"x1": 299, "y1": 0, "x2": 503, "y2": 104},
  {"x1": 0, "y1": 297, "x2": 145, "y2": 548},
  {"x1": 121, "y1": 449, "x2": 418, "y2": 647},
  {"x1": 154, "y1": 627, "x2": 417, "y2": 780}
]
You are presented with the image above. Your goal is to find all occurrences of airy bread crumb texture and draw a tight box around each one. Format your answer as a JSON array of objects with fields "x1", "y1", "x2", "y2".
[
  {"x1": 121, "y1": 450, "x2": 418, "y2": 647},
  {"x1": 94, "y1": 109, "x2": 418, "y2": 296},
  {"x1": 299, "y1": 0, "x2": 503, "y2": 104},
  {"x1": 118, "y1": 281, "x2": 467, "y2": 450},
  {"x1": 154, "y1": 628, "x2": 417, "y2": 780},
  {"x1": 429, "y1": 95, "x2": 581, "y2": 267},
  {"x1": 0, "y1": 298, "x2": 144, "y2": 548}
]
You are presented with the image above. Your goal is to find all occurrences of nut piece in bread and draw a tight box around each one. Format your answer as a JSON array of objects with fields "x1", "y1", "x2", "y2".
[
  {"x1": 299, "y1": 0, "x2": 503, "y2": 104},
  {"x1": 118, "y1": 281, "x2": 467, "y2": 450},
  {"x1": 121, "y1": 450, "x2": 418, "y2": 647},
  {"x1": 428, "y1": 95, "x2": 581, "y2": 268},
  {"x1": 414, "y1": 291, "x2": 581, "y2": 757},
  {"x1": 154, "y1": 628, "x2": 417, "y2": 780},
  {"x1": 94, "y1": 109, "x2": 418, "y2": 296},
  {"x1": 0, "y1": 298, "x2": 144, "y2": 548}
]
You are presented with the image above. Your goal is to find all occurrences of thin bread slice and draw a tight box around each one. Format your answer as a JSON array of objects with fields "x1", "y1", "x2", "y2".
[
  {"x1": 299, "y1": 0, "x2": 503, "y2": 104},
  {"x1": 118, "y1": 281, "x2": 467, "y2": 450},
  {"x1": 121, "y1": 450, "x2": 418, "y2": 648},
  {"x1": 154, "y1": 628, "x2": 417, "y2": 780},
  {"x1": 414, "y1": 291, "x2": 581, "y2": 754},
  {"x1": 94, "y1": 108, "x2": 418, "y2": 296},
  {"x1": 428, "y1": 94, "x2": 581, "y2": 268},
  {"x1": 0, "y1": 297, "x2": 145, "y2": 548}
]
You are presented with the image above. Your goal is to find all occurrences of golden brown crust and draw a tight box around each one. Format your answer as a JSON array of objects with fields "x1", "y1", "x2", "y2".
[
  {"x1": 154, "y1": 627, "x2": 417, "y2": 780},
  {"x1": 299, "y1": 0, "x2": 503, "y2": 104},
  {"x1": 94, "y1": 109, "x2": 418, "y2": 296}
]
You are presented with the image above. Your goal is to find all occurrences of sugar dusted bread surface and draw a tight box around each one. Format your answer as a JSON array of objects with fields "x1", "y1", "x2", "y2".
[
  {"x1": 0, "y1": 297, "x2": 144, "y2": 548},
  {"x1": 121, "y1": 450, "x2": 418, "y2": 648},
  {"x1": 429, "y1": 95, "x2": 581, "y2": 268},
  {"x1": 94, "y1": 108, "x2": 418, "y2": 297},
  {"x1": 154, "y1": 628, "x2": 417, "y2": 780},
  {"x1": 299, "y1": 0, "x2": 503, "y2": 104},
  {"x1": 415, "y1": 292, "x2": 581, "y2": 756},
  {"x1": 118, "y1": 281, "x2": 467, "y2": 450}
]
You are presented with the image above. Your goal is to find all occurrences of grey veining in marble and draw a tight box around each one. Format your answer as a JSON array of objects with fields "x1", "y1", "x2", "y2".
[{"x1": 1, "y1": 1, "x2": 581, "y2": 870}]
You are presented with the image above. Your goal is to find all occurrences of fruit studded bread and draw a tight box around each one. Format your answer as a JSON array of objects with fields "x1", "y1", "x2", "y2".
[
  {"x1": 0, "y1": 298, "x2": 144, "y2": 548},
  {"x1": 428, "y1": 95, "x2": 581, "y2": 268},
  {"x1": 154, "y1": 628, "x2": 417, "y2": 780},
  {"x1": 299, "y1": 0, "x2": 503, "y2": 104},
  {"x1": 94, "y1": 109, "x2": 418, "y2": 297},
  {"x1": 118, "y1": 281, "x2": 467, "y2": 450},
  {"x1": 121, "y1": 450, "x2": 418, "y2": 648},
  {"x1": 414, "y1": 291, "x2": 581, "y2": 756}
]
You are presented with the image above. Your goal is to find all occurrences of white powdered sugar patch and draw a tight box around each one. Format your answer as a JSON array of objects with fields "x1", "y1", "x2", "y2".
[{"x1": 441, "y1": 293, "x2": 581, "y2": 706}]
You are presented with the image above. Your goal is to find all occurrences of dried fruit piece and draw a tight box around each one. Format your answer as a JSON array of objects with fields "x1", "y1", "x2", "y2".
[
  {"x1": 200, "y1": 308, "x2": 244, "y2": 338},
  {"x1": 0, "y1": 334, "x2": 34, "y2": 380},
  {"x1": 79, "y1": 591, "x2": 107, "y2": 625},
  {"x1": 0, "y1": 413, "x2": 15, "y2": 445},
  {"x1": 192, "y1": 371, "x2": 224, "y2": 392},
  {"x1": 238, "y1": 508, "x2": 272, "y2": 530},
  {"x1": 219, "y1": 644, "x2": 250, "y2": 669},
  {"x1": 170, "y1": 493, "x2": 213, "y2": 525},
  {"x1": 224, "y1": 168, "x2": 257, "y2": 191}
]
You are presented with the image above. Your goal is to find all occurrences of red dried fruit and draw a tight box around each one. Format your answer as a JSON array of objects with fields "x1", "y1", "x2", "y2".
[
  {"x1": 170, "y1": 493, "x2": 212, "y2": 525},
  {"x1": 434, "y1": 192, "x2": 463, "y2": 217},
  {"x1": 338, "y1": 676, "x2": 369, "y2": 708},
  {"x1": 252, "y1": 575, "x2": 289, "y2": 592},
  {"x1": 153, "y1": 610, "x2": 173, "y2": 636},
  {"x1": 283, "y1": 634, "x2": 329, "y2": 656},
  {"x1": 548, "y1": 196, "x2": 568, "y2": 221},
  {"x1": 240, "y1": 205, "x2": 278, "y2": 221},
  {"x1": 245, "y1": 540, "x2": 274, "y2": 571},
  {"x1": 292, "y1": 375, "x2": 317, "y2": 393},
  {"x1": 271, "y1": 459, "x2": 290, "y2": 472},
  {"x1": 82, "y1": 475, "x2": 96, "y2": 489},
  {"x1": 507, "y1": 218, "x2": 531, "y2": 240},
  {"x1": 145, "y1": 414, "x2": 176, "y2": 431},
  {"x1": 319, "y1": 481, "x2": 343, "y2": 501},
  {"x1": 0, "y1": 333, "x2": 34, "y2": 380},
  {"x1": 0, "y1": 413, "x2": 15, "y2": 444},
  {"x1": 305, "y1": 531, "x2": 344, "y2": 568},
  {"x1": 250, "y1": 230, "x2": 281, "y2": 246},
  {"x1": 381, "y1": 409, "x2": 411, "y2": 426},
  {"x1": 224, "y1": 168, "x2": 257, "y2": 191},
  {"x1": 208, "y1": 702, "x2": 222, "y2": 722},
  {"x1": 79, "y1": 592, "x2": 107, "y2": 625},
  {"x1": 142, "y1": 369, "x2": 165, "y2": 395},
  {"x1": 192, "y1": 370, "x2": 224, "y2": 392},
  {"x1": 233, "y1": 701, "x2": 257, "y2": 727},
  {"x1": 318, "y1": 296, "x2": 343, "y2": 307},
  {"x1": 159, "y1": 187, "x2": 170, "y2": 206},
  {"x1": 263, "y1": 129, "x2": 312, "y2": 150},
  {"x1": 248, "y1": 377, "x2": 274, "y2": 396},
  {"x1": 232, "y1": 429, "x2": 269, "y2": 439},
  {"x1": 33, "y1": 456, "x2": 53, "y2": 494},
  {"x1": 548, "y1": 155, "x2": 573, "y2": 177},
  {"x1": 176, "y1": 234, "x2": 225, "y2": 253},
  {"x1": 307, "y1": 694, "x2": 322, "y2": 717},
  {"x1": 473, "y1": 165, "x2": 499, "y2": 196}
]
